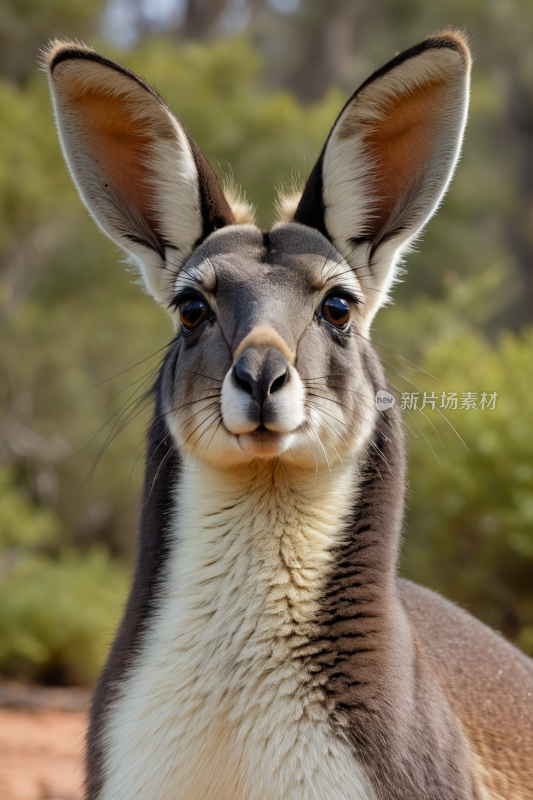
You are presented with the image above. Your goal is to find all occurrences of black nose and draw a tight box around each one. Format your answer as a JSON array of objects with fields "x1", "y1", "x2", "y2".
[{"x1": 234, "y1": 347, "x2": 289, "y2": 407}]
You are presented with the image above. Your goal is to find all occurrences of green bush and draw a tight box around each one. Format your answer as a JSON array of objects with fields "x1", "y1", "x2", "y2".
[
  {"x1": 0, "y1": 467, "x2": 59, "y2": 550},
  {"x1": 0, "y1": 467, "x2": 128, "y2": 684},
  {"x1": 0, "y1": 546, "x2": 128, "y2": 685},
  {"x1": 386, "y1": 324, "x2": 533, "y2": 655}
]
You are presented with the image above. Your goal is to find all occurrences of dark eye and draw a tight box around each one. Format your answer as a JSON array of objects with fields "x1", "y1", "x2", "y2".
[
  {"x1": 322, "y1": 296, "x2": 351, "y2": 327},
  {"x1": 180, "y1": 298, "x2": 207, "y2": 329}
]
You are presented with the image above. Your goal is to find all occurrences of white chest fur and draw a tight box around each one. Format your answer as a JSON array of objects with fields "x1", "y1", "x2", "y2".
[{"x1": 99, "y1": 460, "x2": 375, "y2": 800}]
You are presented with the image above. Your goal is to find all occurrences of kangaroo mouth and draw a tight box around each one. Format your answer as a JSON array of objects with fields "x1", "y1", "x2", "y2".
[{"x1": 238, "y1": 425, "x2": 294, "y2": 458}]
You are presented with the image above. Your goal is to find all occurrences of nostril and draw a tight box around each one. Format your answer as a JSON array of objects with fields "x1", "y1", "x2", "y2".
[
  {"x1": 234, "y1": 364, "x2": 254, "y2": 396},
  {"x1": 270, "y1": 368, "x2": 289, "y2": 395},
  {"x1": 234, "y1": 349, "x2": 289, "y2": 406}
]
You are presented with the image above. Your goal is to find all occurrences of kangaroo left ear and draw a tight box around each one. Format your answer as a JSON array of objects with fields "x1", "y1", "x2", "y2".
[
  {"x1": 44, "y1": 39, "x2": 236, "y2": 307},
  {"x1": 294, "y1": 31, "x2": 471, "y2": 328}
]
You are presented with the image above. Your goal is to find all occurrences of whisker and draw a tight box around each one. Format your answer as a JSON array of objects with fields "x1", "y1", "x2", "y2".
[
  {"x1": 198, "y1": 418, "x2": 224, "y2": 474},
  {"x1": 306, "y1": 398, "x2": 372, "y2": 444},
  {"x1": 91, "y1": 364, "x2": 161, "y2": 416},
  {"x1": 82, "y1": 392, "x2": 154, "y2": 491},
  {"x1": 385, "y1": 379, "x2": 443, "y2": 469},
  {"x1": 303, "y1": 380, "x2": 376, "y2": 404},
  {"x1": 182, "y1": 409, "x2": 221, "y2": 451},
  {"x1": 385, "y1": 372, "x2": 468, "y2": 454},
  {"x1": 176, "y1": 402, "x2": 222, "y2": 434},
  {"x1": 315, "y1": 413, "x2": 362, "y2": 477},
  {"x1": 174, "y1": 393, "x2": 222, "y2": 412},
  {"x1": 367, "y1": 436, "x2": 392, "y2": 474},
  {"x1": 353, "y1": 330, "x2": 440, "y2": 380},
  {"x1": 183, "y1": 410, "x2": 222, "y2": 485},
  {"x1": 306, "y1": 398, "x2": 391, "y2": 472},
  {"x1": 184, "y1": 368, "x2": 224, "y2": 384},
  {"x1": 149, "y1": 446, "x2": 174, "y2": 497},
  {"x1": 306, "y1": 421, "x2": 332, "y2": 481},
  {"x1": 82, "y1": 341, "x2": 174, "y2": 394},
  {"x1": 311, "y1": 415, "x2": 352, "y2": 477},
  {"x1": 289, "y1": 442, "x2": 319, "y2": 475},
  {"x1": 306, "y1": 391, "x2": 389, "y2": 440}
]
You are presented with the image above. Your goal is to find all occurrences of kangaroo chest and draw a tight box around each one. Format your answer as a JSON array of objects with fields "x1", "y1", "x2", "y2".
[{"x1": 97, "y1": 463, "x2": 375, "y2": 800}]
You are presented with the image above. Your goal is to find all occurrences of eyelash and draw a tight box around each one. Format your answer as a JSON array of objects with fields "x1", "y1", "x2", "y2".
[
  {"x1": 169, "y1": 289, "x2": 207, "y2": 312},
  {"x1": 324, "y1": 288, "x2": 360, "y2": 305}
]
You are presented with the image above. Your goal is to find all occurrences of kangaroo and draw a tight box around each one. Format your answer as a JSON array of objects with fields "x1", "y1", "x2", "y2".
[{"x1": 44, "y1": 31, "x2": 533, "y2": 800}]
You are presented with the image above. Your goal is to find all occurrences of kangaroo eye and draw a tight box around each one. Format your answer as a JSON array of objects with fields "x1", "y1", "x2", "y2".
[
  {"x1": 322, "y1": 296, "x2": 350, "y2": 327},
  {"x1": 180, "y1": 298, "x2": 207, "y2": 329}
]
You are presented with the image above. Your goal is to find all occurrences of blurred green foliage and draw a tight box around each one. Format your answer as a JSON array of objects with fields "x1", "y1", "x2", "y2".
[
  {"x1": 375, "y1": 307, "x2": 533, "y2": 657},
  {"x1": 0, "y1": 1, "x2": 532, "y2": 683},
  {"x1": 0, "y1": 467, "x2": 59, "y2": 550},
  {"x1": 0, "y1": 467, "x2": 128, "y2": 683},
  {"x1": 402, "y1": 328, "x2": 533, "y2": 656}
]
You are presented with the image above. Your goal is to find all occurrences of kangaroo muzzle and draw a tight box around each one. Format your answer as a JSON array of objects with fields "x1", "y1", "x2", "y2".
[{"x1": 221, "y1": 341, "x2": 305, "y2": 455}]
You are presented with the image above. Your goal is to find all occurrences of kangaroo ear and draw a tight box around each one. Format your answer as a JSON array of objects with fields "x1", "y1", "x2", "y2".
[
  {"x1": 44, "y1": 40, "x2": 235, "y2": 306},
  {"x1": 294, "y1": 31, "x2": 471, "y2": 327}
]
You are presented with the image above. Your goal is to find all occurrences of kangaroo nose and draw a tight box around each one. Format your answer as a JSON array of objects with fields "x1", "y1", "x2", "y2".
[{"x1": 234, "y1": 347, "x2": 290, "y2": 407}]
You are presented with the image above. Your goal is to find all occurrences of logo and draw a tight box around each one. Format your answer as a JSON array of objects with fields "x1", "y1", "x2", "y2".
[{"x1": 375, "y1": 389, "x2": 395, "y2": 411}]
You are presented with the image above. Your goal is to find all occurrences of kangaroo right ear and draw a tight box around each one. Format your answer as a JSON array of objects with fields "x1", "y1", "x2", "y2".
[
  {"x1": 293, "y1": 31, "x2": 471, "y2": 329},
  {"x1": 44, "y1": 40, "x2": 236, "y2": 307}
]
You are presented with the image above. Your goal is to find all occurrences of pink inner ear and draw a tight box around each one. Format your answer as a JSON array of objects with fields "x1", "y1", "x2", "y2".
[
  {"x1": 73, "y1": 88, "x2": 161, "y2": 237},
  {"x1": 359, "y1": 79, "x2": 447, "y2": 240}
]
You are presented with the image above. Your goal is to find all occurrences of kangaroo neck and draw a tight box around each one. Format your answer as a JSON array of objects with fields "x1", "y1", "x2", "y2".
[{"x1": 162, "y1": 400, "x2": 408, "y2": 716}]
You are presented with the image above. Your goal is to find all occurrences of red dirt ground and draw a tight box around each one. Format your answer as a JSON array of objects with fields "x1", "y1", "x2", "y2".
[{"x1": 0, "y1": 686, "x2": 89, "y2": 800}]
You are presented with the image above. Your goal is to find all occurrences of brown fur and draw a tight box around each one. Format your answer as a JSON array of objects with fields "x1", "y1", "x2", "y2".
[
  {"x1": 233, "y1": 323, "x2": 295, "y2": 364},
  {"x1": 402, "y1": 581, "x2": 533, "y2": 799},
  {"x1": 72, "y1": 89, "x2": 161, "y2": 234},
  {"x1": 340, "y1": 79, "x2": 446, "y2": 239}
]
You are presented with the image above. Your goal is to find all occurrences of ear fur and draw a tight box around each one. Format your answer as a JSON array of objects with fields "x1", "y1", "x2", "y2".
[
  {"x1": 43, "y1": 39, "x2": 237, "y2": 306},
  {"x1": 294, "y1": 30, "x2": 471, "y2": 326}
]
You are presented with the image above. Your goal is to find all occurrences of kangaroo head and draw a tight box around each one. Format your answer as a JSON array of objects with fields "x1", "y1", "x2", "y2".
[{"x1": 45, "y1": 33, "x2": 470, "y2": 472}]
